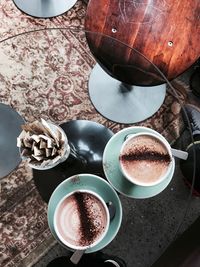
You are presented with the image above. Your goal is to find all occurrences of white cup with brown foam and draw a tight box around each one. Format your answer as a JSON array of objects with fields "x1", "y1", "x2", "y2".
[
  {"x1": 53, "y1": 190, "x2": 110, "y2": 251},
  {"x1": 119, "y1": 132, "x2": 173, "y2": 187}
]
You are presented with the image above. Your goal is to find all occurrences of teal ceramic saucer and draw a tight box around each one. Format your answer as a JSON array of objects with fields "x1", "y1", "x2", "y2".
[
  {"x1": 103, "y1": 126, "x2": 175, "y2": 199},
  {"x1": 47, "y1": 174, "x2": 122, "y2": 253}
]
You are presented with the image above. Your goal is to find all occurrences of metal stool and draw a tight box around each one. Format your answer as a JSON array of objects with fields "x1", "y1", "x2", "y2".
[
  {"x1": 0, "y1": 103, "x2": 24, "y2": 179},
  {"x1": 12, "y1": 0, "x2": 78, "y2": 18}
]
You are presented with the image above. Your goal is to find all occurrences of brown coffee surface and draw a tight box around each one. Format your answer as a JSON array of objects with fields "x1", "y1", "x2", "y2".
[
  {"x1": 120, "y1": 135, "x2": 171, "y2": 184},
  {"x1": 55, "y1": 192, "x2": 107, "y2": 247}
]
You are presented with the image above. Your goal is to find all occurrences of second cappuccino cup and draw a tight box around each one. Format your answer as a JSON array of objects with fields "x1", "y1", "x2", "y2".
[
  {"x1": 119, "y1": 132, "x2": 173, "y2": 187},
  {"x1": 53, "y1": 189, "x2": 110, "y2": 251}
]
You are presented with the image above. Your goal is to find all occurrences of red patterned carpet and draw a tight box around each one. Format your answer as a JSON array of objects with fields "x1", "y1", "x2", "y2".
[{"x1": 0, "y1": 1, "x2": 190, "y2": 266}]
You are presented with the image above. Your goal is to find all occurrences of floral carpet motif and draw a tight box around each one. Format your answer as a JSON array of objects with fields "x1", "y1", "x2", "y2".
[{"x1": 0, "y1": 0, "x2": 189, "y2": 266}]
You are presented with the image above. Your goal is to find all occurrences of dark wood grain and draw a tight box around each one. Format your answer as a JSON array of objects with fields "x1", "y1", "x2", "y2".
[{"x1": 85, "y1": 0, "x2": 200, "y2": 85}]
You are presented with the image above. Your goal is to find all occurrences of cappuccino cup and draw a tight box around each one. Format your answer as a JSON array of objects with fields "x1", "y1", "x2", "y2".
[
  {"x1": 54, "y1": 190, "x2": 110, "y2": 250},
  {"x1": 119, "y1": 132, "x2": 173, "y2": 186}
]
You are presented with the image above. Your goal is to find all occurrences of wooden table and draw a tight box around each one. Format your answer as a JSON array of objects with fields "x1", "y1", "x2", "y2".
[{"x1": 85, "y1": 0, "x2": 200, "y2": 86}]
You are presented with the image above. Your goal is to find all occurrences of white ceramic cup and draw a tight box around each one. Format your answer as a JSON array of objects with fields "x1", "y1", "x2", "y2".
[
  {"x1": 53, "y1": 189, "x2": 110, "y2": 251},
  {"x1": 119, "y1": 132, "x2": 173, "y2": 187}
]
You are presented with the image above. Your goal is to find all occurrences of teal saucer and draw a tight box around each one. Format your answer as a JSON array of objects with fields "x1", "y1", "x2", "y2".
[
  {"x1": 103, "y1": 126, "x2": 175, "y2": 199},
  {"x1": 47, "y1": 174, "x2": 122, "y2": 253}
]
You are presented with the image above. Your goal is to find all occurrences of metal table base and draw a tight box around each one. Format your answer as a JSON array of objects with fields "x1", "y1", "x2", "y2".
[
  {"x1": 12, "y1": 0, "x2": 78, "y2": 18},
  {"x1": 88, "y1": 64, "x2": 166, "y2": 124}
]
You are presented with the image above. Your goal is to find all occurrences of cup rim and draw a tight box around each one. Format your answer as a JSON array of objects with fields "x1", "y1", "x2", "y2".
[
  {"x1": 119, "y1": 132, "x2": 173, "y2": 187},
  {"x1": 53, "y1": 189, "x2": 110, "y2": 250}
]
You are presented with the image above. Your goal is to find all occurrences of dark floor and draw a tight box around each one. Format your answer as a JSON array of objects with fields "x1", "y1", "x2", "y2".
[
  {"x1": 33, "y1": 65, "x2": 200, "y2": 267},
  {"x1": 32, "y1": 161, "x2": 200, "y2": 267}
]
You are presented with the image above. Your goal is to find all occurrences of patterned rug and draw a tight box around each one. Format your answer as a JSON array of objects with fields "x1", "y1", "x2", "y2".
[{"x1": 0, "y1": 1, "x2": 190, "y2": 266}]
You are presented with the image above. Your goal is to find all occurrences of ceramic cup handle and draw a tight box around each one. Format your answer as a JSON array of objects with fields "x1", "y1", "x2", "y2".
[
  {"x1": 70, "y1": 249, "x2": 86, "y2": 265},
  {"x1": 171, "y1": 148, "x2": 188, "y2": 160}
]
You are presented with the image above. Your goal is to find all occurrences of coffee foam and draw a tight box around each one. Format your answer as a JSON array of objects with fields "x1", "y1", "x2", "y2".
[
  {"x1": 56, "y1": 192, "x2": 107, "y2": 247},
  {"x1": 120, "y1": 135, "x2": 171, "y2": 184}
]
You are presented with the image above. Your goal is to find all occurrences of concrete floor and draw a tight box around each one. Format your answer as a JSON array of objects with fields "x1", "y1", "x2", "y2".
[
  {"x1": 33, "y1": 65, "x2": 200, "y2": 267},
  {"x1": 33, "y1": 160, "x2": 200, "y2": 267}
]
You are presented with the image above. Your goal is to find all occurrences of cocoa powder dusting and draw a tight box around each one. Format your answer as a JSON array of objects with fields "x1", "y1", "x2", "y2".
[
  {"x1": 120, "y1": 147, "x2": 171, "y2": 163},
  {"x1": 74, "y1": 192, "x2": 99, "y2": 246}
]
